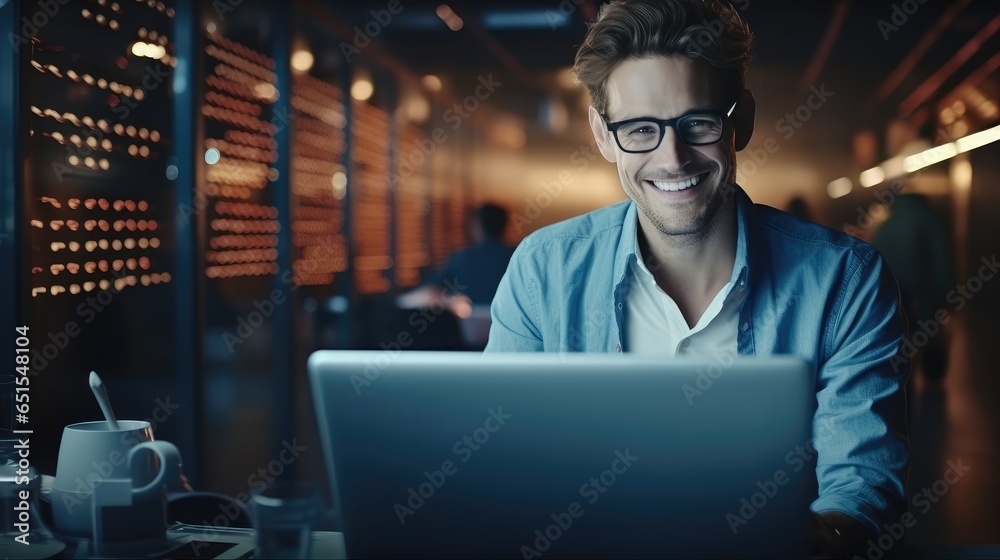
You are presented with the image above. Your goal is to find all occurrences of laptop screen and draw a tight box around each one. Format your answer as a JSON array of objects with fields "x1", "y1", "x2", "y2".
[{"x1": 309, "y1": 351, "x2": 814, "y2": 558}]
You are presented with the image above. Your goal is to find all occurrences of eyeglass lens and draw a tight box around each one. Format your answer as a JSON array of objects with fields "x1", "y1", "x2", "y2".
[{"x1": 615, "y1": 114, "x2": 724, "y2": 151}]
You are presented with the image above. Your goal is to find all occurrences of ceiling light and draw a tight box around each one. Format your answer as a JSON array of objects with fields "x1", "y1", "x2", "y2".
[
  {"x1": 955, "y1": 123, "x2": 1000, "y2": 153},
  {"x1": 436, "y1": 4, "x2": 464, "y2": 31},
  {"x1": 422, "y1": 75, "x2": 442, "y2": 92},
  {"x1": 827, "y1": 177, "x2": 852, "y2": 199},
  {"x1": 291, "y1": 49, "x2": 314, "y2": 72},
  {"x1": 352, "y1": 79, "x2": 374, "y2": 102},
  {"x1": 859, "y1": 166, "x2": 885, "y2": 188}
]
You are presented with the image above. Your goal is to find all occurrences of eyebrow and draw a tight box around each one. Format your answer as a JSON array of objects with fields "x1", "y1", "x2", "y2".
[{"x1": 610, "y1": 106, "x2": 720, "y2": 122}]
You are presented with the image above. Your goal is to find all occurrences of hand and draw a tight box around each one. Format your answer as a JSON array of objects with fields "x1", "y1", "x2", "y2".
[
  {"x1": 397, "y1": 286, "x2": 472, "y2": 318},
  {"x1": 809, "y1": 511, "x2": 874, "y2": 559},
  {"x1": 809, "y1": 513, "x2": 846, "y2": 559},
  {"x1": 446, "y1": 294, "x2": 473, "y2": 319}
]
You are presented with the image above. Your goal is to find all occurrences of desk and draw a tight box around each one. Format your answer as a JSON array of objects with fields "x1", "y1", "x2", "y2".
[
  {"x1": 17, "y1": 526, "x2": 345, "y2": 559},
  {"x1": 895, "y1": 545, "x2": 1000, "y2": 559},
  {"x1": 164, "y1": 524, "x2": 346, "y2": 559},
  {"x1": 27, "y1": 531, "x2": 999, "y2": 559}
]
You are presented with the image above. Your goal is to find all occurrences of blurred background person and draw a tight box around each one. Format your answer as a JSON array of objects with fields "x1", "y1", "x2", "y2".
[
  {"x1": 785, "y1": 196, "x2": 815, "y2": 222},
  {"x1": 397, "y1": 203, "x2": 516, "y2": 349},
  {"x1": 872, "y1": 192, "x2": 954, "y2": 381}
]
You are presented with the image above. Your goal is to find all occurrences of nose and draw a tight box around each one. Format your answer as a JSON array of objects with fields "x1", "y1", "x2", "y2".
[{"x1": 648, "y1": 128, "x2": 692, "y2": 173}]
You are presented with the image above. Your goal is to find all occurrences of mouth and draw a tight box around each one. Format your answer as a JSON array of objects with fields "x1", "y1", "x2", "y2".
[{"x1": 650, "y1": 172, "x2": 709, "y2": 192}]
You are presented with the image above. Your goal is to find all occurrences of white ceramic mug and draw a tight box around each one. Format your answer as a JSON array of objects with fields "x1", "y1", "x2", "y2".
[{"x1": 51, "y1": 420, "x2": 181, "y2": 539}]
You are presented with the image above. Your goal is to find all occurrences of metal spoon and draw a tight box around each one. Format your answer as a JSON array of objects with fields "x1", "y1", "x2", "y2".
[{"x1": 89, "y1": 371, "x2": 120, "y2": 430}]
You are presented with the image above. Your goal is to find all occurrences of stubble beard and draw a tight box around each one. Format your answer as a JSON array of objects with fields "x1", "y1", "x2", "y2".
[{"x1": 630, "y1": 166, "x2": 735, "y2": 242}]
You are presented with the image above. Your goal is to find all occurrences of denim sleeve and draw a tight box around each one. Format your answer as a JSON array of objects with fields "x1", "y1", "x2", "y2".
[
  {"x1": 485, "y1": 241, "x2": 543, "y2": 352},
  {"x1": 811, "y1": 247, "x2": 910, "y2": 535}
]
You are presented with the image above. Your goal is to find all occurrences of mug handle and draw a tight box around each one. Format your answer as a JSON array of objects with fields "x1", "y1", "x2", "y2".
[{"x1": 128, "y1": 440, "x2": 182, "y2": 498}]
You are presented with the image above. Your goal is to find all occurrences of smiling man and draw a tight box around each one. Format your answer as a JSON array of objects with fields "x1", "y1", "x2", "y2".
[{"x1": 485, "y1": 0, "x2": 909, "y2": 557}]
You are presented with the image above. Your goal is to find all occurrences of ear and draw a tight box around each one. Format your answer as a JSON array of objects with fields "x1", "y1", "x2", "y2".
[
  {"x1": 733, "y1": 89, "x2": 755, "y2": 152},
  {"x1": 588, "y1": 105, "x2": 618, "y2": 163}
]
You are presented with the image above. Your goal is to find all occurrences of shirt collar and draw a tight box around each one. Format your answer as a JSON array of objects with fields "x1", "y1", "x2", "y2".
[
  {"x1": 616, "y1": 186, "x2": 752, "y2": 294},
  {"x1": 614, "y1": 201, "x2": 640, "y2": 288}
]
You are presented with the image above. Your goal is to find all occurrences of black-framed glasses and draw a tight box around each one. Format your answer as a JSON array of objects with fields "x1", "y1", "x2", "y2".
[{"x1": 603, "y1": 100, "x2": 738, "y2": 153}]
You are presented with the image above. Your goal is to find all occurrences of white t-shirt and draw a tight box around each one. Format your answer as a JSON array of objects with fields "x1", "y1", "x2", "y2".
[{"x1": 623, "y1": 234, "x2": 746, "y2": 358}]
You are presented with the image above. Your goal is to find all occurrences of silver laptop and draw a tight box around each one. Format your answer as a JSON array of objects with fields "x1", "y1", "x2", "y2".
[{"x1": 309, "y1": 351, "x2": 815, "y2": 559}]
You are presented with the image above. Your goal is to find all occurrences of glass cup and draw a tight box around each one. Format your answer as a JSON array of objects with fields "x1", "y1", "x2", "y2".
[
  {"x1": 250, "y1": 481, "x2": 324, "y2": 559},
  {"x1": 0, "y1": 464, "x2": 58, "y2": 545},
  {"x1": 1, "y1": 374, "x2": 16, "y2": 465}
]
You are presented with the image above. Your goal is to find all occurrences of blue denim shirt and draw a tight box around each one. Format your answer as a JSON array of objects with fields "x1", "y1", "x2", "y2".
[{"x1": 486, "y1": 187, "x2": 909, "y2": 535}]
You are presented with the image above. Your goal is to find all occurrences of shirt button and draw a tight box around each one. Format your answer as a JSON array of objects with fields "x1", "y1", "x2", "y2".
[
  {"x1": 617, "y1": 303, "x2": 623, "y2": 310},
  {"x1": 740, "y1": 321, "x2": 749, "y2": 332},
  {"x1": 615, "y1": 343, "x2": 622, "y2": 352}
]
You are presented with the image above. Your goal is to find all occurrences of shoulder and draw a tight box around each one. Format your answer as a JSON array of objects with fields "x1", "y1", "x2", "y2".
[{"x1": 752, "y1": 203, "x2": 879, "y2": 263}]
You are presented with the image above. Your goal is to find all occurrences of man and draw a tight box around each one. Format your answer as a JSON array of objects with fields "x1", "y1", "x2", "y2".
[
  {"x1": 872, "y1": 191, "x2": 952, "y2": 380},
  {"x1": 398, "y1": 203, "x2": 515, "y2": 347},
  {"x1": 485, "y1": 0, "x2": 908, "y2": 556}
]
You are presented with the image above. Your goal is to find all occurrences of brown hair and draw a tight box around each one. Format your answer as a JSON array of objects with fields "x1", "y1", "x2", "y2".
[{"x1": 574, "y1": 0, "x2": 753, "y2": 114}]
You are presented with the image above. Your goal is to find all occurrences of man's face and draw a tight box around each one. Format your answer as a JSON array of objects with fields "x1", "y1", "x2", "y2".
[{"x1": 589, "y1": 56, "x2": 738, "y2": 238}]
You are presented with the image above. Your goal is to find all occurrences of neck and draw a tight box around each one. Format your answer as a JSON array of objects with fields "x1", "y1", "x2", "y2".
[{"x1": 636, "y1": 201, "x2": 737, "y2": 326}]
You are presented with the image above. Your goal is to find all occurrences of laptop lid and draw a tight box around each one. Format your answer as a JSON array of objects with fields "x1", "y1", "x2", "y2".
[{"x1": 309, "y1": 351, "x2": 815, "y2": 559}]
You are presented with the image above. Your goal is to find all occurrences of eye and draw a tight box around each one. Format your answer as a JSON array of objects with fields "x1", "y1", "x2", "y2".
[
  {"x1": 680, "y1": 116, "x2": 721, "y2": 135},
  {"x1": 621, "y1": 122, "x2": 658, "y2": 137},
  {"x1": 685, "y1": 119, "x2": 711, "y2": 130}
]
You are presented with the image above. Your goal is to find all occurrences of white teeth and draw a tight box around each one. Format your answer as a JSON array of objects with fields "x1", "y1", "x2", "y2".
[{"x1": 652, "y1": 174, "x2": 702, "y2": 192}]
